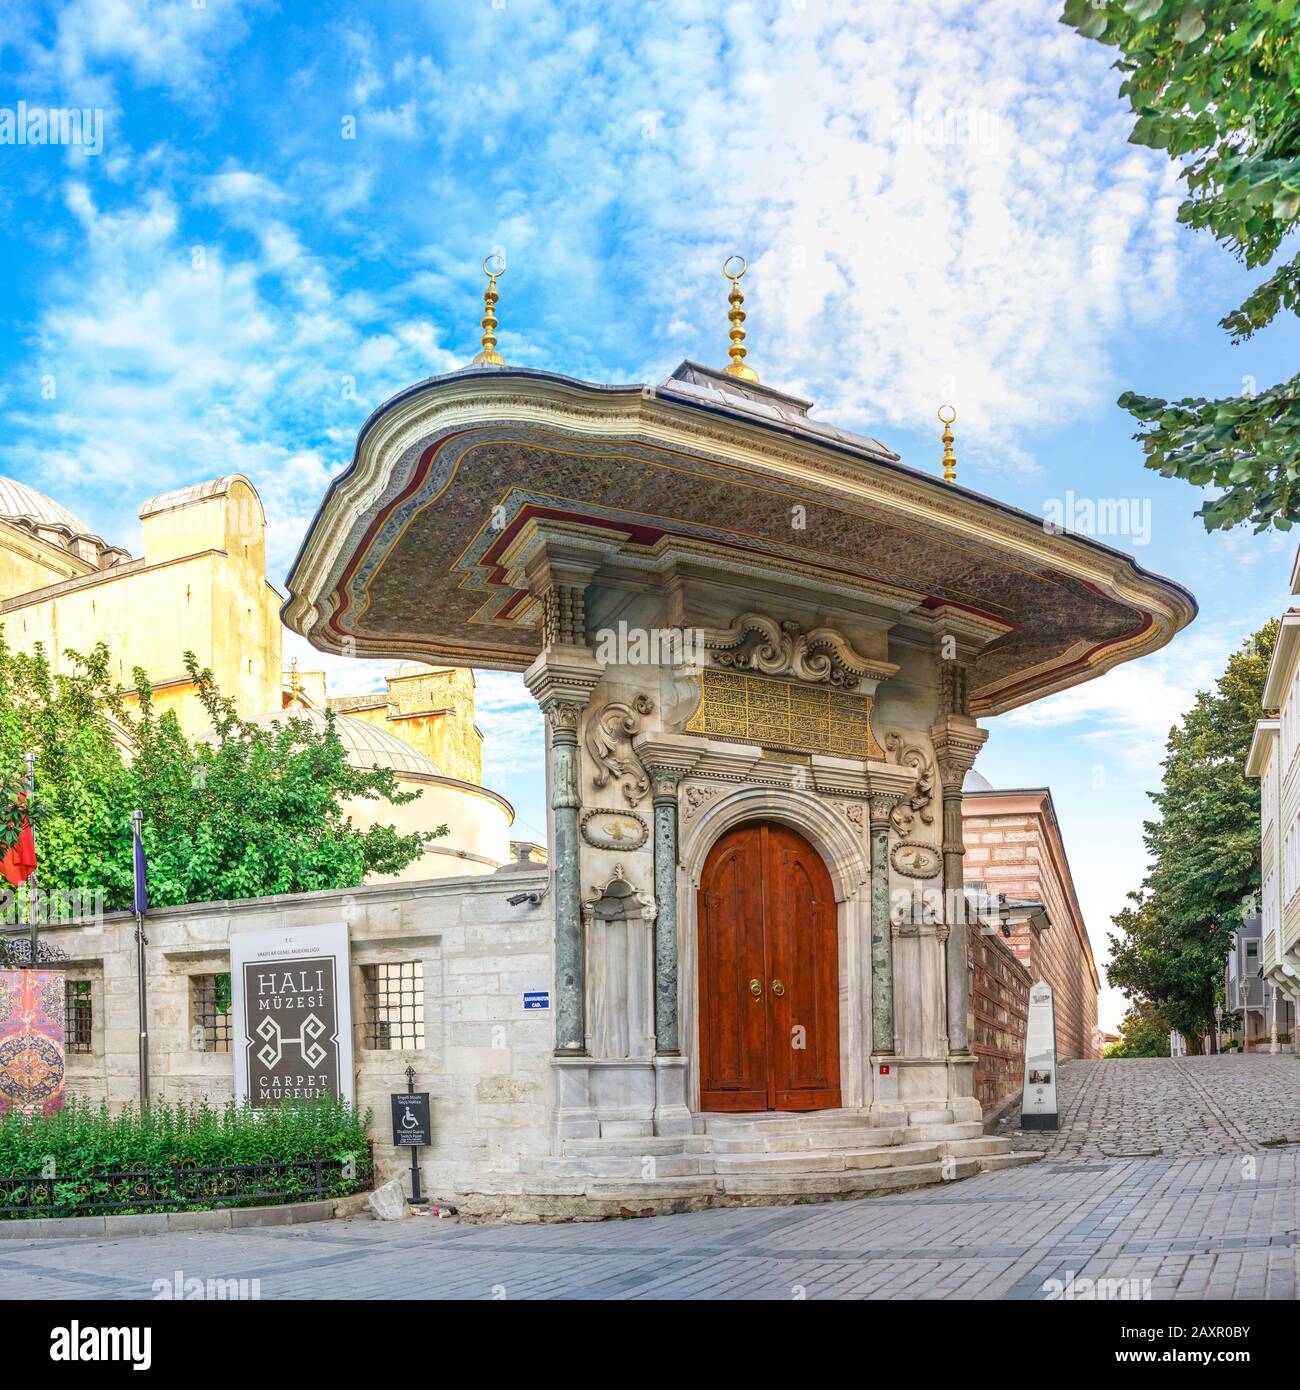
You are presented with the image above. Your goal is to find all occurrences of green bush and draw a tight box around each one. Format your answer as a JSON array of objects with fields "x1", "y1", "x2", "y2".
[{"x1": 0, "y1": 1098, "x2": 373, "y2": 1219}]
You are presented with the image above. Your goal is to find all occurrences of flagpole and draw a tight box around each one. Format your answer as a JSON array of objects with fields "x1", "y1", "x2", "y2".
[
  {"x1": 24, "y1": 752, "x2": 36, "y2": 962},
  {"x1": 133, "y1": 808, "x2": 150, "y2": 1110}
]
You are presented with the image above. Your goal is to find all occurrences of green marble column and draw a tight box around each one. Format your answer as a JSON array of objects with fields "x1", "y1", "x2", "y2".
[
  {"x1": 548, "y1": 703, "x2": 585, "y2": 1054},
  {"x1": 869, "y1": 795, "x2": 896, "y2": 1054},
  {"x1": 651, "y1": 772, "x2": 681, "y2": 1054}
]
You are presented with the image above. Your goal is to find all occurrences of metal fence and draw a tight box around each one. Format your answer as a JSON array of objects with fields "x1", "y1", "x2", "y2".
[{"x1": 0, "y1": 1145, "x2": 374, "y2": 1219}]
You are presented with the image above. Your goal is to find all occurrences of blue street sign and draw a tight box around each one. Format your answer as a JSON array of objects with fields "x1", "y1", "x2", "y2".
[{"x1": 523, "y1": 991, "x2": 550, "y2": 1010}]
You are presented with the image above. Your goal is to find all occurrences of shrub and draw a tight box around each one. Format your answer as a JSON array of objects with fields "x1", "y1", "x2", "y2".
[{"x1": 0, "y1": 1097, "x2": 373, "y2": 1219}]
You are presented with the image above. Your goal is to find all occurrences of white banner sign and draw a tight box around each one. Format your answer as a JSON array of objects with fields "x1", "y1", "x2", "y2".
[
  {"x1": 1020, "y1": 979, "x2": 1058, "y2": 1130},
  {"x1": 230, "y1": 923, "x2": 354, "y2": 1109}
]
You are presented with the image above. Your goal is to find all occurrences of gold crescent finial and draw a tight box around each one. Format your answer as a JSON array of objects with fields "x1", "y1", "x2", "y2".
[
  {"x1": 471, "y1": 252, "x2": 507, "y2": 366},
  {"x1": 938, "y1": 405, "x2": 957, "y2": 483},
  {"x1": 721, "y1": 255, "x2": 759, "y2": 383}
]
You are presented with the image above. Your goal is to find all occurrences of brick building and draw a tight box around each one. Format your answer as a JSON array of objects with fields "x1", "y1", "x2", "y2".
[{"x1": 963, "y1": 775, "x2": 1102, "y2": 1079}]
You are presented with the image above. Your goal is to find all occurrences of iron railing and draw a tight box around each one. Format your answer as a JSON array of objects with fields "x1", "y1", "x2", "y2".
[{"x1": 0, "y1": 1144, "x2": 373, "y2": 1219}]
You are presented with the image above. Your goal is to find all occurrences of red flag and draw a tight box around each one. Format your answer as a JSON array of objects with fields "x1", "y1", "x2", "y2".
[{"x1": 1, "y1": 796, "x2": 35, "y2": 887}]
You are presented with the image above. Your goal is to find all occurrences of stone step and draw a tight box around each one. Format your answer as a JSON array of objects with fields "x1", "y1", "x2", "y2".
[
  {"x1": 583, "y1": 1176, "x2": 721, "y2": 1201},
  {"x1": 976, "y1": 1151, "x2": 1043, "y2": 1172},
  {"x1": 709, "y1": 1125, "x2": 908, "y2": 1154},
  {"x1": 903, "y1": 1121, "x2": 984, "y2": 1143},
  {"x1": 561, "y1": 1136, "x2": 708, "y2": 1158},
  {"x1": 700, "y1": 1109, "x2": 869, "y2": 1135},
  {"x1": 521, "y1": 1154, "x2": 708, "y2": 1178},
  {"x1": 712, "y1": 1141, "x2": 941, "y2": 1176},
  {"x1": 719, "y1": 1157, "x2": 980, "y2": 1198},
  {"x1": 939, "y1": 1136, "x2": 1014, "y2": 1157}
]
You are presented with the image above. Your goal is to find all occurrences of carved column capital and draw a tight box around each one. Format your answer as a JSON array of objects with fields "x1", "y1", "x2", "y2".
[
  {"x1": 649, "y1": 768, "x2": 684, "y2": 804},
  {"x1": 929, "y1": 715, "x2": 989, "y2": 790},
  {"x1": 868, "y1": 790, "x2": 904, "y2": 831}
]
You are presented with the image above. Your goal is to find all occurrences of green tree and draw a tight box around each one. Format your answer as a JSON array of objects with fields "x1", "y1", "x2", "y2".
[
  {"x1": 1062, "y1": 0, "x2": 1300, "y2": 532},
  {"x1": 1106, "y1": 999, "x2": 1178, "y2": 1057},
  {"x1": 0, "y1": 638, "x2": 439, "y2": 909},
  {"x1": 1106, "y1": 618, "x2": 1277, "y2": 1048}
]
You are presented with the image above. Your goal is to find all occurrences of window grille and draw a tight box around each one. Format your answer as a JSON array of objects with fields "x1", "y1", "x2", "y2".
[
  {"x1": 65, "y1": 980, "x2": 93, "y2": 1054},
  {"x1": 363, "y1": 961, "x2": 425, "y2": 1050}
]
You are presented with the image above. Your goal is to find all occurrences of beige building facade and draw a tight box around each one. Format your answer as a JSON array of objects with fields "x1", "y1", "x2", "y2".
[{"x1": 0, "y1": 472, "x2": 513, "y2": 881}]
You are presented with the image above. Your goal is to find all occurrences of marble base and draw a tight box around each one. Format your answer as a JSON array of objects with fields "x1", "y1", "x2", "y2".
[{"x1": 551, "y1": 1055, "x2": 694, "y2": 1141}]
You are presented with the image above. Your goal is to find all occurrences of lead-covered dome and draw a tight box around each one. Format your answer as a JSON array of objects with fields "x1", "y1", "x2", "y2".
[{"x1": 257, "y1": 707, "x2": 444, "y2": 777}]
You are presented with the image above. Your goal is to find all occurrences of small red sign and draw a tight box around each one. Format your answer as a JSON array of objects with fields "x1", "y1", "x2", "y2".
[{"x1": 879, "y1": 1064, "x2": 890, "y2": 1075}]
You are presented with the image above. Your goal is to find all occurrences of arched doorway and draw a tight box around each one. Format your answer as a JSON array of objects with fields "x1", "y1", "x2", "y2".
[{"x1": 698, "y1": 821, "x2": 841, "y2": 1112}]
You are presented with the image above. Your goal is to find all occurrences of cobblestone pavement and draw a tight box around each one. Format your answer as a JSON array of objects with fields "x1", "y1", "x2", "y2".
[
  {"x1": 997, "y1": 1055, "x2": 1300, "y2": 1160},
  {"x1": 0, "y1": 1150, "x2": 1296, "y2": 1300}
]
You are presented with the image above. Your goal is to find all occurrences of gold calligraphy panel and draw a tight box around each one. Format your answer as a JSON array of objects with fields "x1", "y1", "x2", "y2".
[{"x1": 685, "y1": 669, "x2": 884, "y2": 759}]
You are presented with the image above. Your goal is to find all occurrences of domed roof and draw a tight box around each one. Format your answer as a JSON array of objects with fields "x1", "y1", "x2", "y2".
[
  {"x1": 963, "y1": 768, "x2": 995, "y2": 793},
  {"x1": 0, "y1": 476, "x2": 96, "y2": 537},
  {"x1": 260, "y1": 707, "x2": 444, "y2": 777}
]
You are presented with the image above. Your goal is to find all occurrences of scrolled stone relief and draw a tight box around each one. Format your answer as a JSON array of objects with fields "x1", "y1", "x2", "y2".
[
  {"x1": 580, "y1": 807, "x2": 649, "y2": 852},
  {"x1": 585, "y1": 694, "x2": 654, "y2": 806},
  {"x1": 882, "y1": 732, "x2": 936, "y2": 837},
  {"x1": 699, "y1": 612, "x2": 888, "y2": 690},
  {"x1": 834, "y1": 799, "x2": 866, "y2": 833}
]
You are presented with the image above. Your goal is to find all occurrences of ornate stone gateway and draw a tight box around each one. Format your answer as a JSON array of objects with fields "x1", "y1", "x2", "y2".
[
  {"x1": 282, "y1": 262, "x2": 1196, "y2": 1189},
  {"x1": 699, "y1": 822, "x2": 839, "y2": 1112}
]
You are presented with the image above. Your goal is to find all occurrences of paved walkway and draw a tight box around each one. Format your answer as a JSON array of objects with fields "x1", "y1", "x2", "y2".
[
  {"x1": 0, "y1": 1149, "x2": 1296, "y2": 1300},
  {"x1": 997, "y1": 1055, "x2": 1300, "y2": 1160}
]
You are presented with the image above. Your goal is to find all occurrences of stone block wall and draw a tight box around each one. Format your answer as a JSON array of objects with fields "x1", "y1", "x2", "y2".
[{"x1": 40, "y1": 869, "x2": 554, "y2": 1197}]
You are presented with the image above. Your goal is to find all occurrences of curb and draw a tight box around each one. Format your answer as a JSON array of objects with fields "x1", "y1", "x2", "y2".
[{"x1": 0, "y1": 1193, "x2": 368, "y2": 1240}]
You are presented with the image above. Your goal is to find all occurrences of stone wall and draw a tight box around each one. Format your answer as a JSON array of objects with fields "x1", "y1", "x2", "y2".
[
  {"x1": 963, "y1": 788, "x2": 1102, "y2": 1060},
  {"x1": 968, "y1": 929, "x2": 1030, "y2": 1113},
  {"x1": 40, "y1": 868, "x2": 554, "y2": 1197}
]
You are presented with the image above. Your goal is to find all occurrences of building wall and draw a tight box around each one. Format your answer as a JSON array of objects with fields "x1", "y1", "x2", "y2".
[
  {"x1": 0, "y1": 519, "x2": 95, "y2": 602},
  {"x1": 330, "y1": 665, "x2": 485, "y2": 785},
  {"x1": 968, "y1": 929, "x2": 1031, "y2": 1113},
  {"x1": 963, "y1": 790, "x2": 1102, "y2": 1060},
  {"x1": 48, "y1": 870, "x2": 555, "y2": 1195},
  {"x1": 354, "y1": 776, "x2": 513, "y2": 882},
  {"x1": 1, "y1": 480, "x2": 282, "y2": 743}
]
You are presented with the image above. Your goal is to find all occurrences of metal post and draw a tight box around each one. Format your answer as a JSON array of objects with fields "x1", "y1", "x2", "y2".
[
  {"x1": 405, "y1": 1065, "x2": 425, "y2": 1205},
  {"x1": 24, "y1": 752, "x2": 36, "y2": 962},
  {"x1": 133, "y1": 809, "x2": 150, "y2": 1110}
]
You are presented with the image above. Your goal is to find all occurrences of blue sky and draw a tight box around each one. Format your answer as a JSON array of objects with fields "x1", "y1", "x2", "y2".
[{"x1": 1, "y1": 0, "x2": 1296, "y2": 1027}]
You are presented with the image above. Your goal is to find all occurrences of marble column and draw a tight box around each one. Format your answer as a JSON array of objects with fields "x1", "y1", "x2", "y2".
[
  {"x1": 931, "y1": 714, "x2": 988, "y2": 1057},
  {"x1": 648, "y1": 771, "x2": 682, "y2": 1054},
  {"x1": 548, "y1": 700, "x2": 586, "y2": 1053},
  {"x1": 869, "y1": 792, "x2": 899, "y2": 1054}
]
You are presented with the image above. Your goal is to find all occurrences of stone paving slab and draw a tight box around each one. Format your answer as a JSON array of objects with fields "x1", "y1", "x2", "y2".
[
  {"x1": 995, "y1": 1054, "x2": 1300, "y2": 1160},
  {"x1": 0, "y1": 1148, "x2": 1295, "y2": 1300}
]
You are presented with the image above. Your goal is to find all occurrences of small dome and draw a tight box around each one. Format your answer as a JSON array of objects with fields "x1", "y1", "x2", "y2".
[
  {"x1": 963, "y1": 768, "x2": 994, "y2": 793},
  {"x1": 253, "y1": 708, "x2": 444, "y2": 777},
  {"x1": 0, "y1": 476, "x2": 96, "y2": 537}
]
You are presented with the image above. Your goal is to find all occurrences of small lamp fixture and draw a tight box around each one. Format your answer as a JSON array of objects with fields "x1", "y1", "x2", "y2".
[
  {"x1": 721, "y1": 255, "x2": 759, "y2": 383},
  {"x1": 471, "y1": 252, "x2": 507, "y2": 366},
  {"x1": 998, "y1": 894, "x2": 1012, "y2": 940},
  {"x1": 938, "y1": 405, "x2": 957, "y2": 483}
]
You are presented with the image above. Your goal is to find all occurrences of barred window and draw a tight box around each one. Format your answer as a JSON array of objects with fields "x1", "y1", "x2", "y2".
[
  {"x1": 363, "y1": 961, "x2": 424, "y2": 1050},
  {"x1": 191, "y1": 973, "x2": 233, "y2": 1053},
  {"x1": 64, "y1": 980, "x2": 93, "y2": 1054}
]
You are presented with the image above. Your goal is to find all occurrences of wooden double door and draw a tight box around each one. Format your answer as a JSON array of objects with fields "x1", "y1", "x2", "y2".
[{"x1": 698, "y1": 821, "x2": 841, "y2": 1112}]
